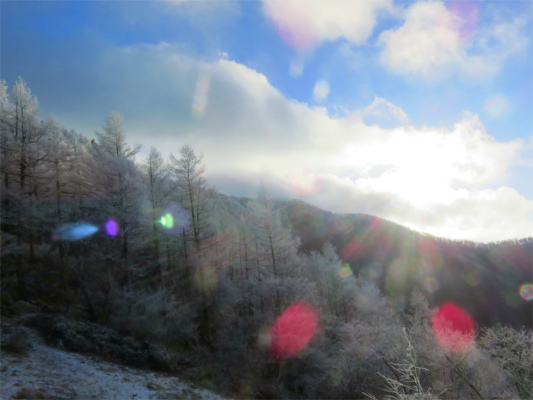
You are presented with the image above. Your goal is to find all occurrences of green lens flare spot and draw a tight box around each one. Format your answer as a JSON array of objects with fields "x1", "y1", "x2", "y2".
[
  {"x1": 339, "y1": 263, "x2": 353, "y2": 278},
  {"x1": 165, "y1": 213, "x2": 174, "y2": 228},
  {"x1": 160, "y1": 213, "x2": 174, "y2": 228}
]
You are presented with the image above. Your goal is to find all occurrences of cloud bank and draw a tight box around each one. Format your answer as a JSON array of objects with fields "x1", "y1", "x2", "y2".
[
  {"x1": 261, "y1": 0, "x2": 393, "y2": 50},
  {"x1": 261, "y1": 0, "x2": 529, "y2": 80},
  {"x1": 85, "y1": 42, "x2": 533, "y2": 242},
  {"x1": 378, "y1": 1, "x2": 529, "y2": 78}
]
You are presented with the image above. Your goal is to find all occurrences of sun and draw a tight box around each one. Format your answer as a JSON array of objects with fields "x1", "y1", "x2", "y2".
[{"x1": 351, "y1": 128, "x2": 467, "y2": 208}]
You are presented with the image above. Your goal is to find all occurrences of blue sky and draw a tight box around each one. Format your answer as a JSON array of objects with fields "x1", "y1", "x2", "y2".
[{"x1": 2, "y1": 0, "x2": 532, "y2": 241}]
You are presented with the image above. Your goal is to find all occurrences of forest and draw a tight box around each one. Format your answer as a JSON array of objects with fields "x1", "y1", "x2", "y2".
[{"x1": 1, "y1": 77, "x2": 532, "y2": 399}]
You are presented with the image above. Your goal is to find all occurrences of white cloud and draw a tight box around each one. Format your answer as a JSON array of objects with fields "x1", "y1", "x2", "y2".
[
  {"x1": 82, "y1": 43, "x2": 533, "y2": 242},
  {"x1": 360, "y1": 96, "x2": 409, "y2": 124},
  {"x1": 261, "y1": 0, "x2": 393, "y2": 50},
  {"x1": 378, "y1": 1, "x2": 530, "y2": 79}
]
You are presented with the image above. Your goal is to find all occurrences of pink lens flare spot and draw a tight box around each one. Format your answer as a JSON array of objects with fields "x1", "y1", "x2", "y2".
[
  {"x1": 270, "y1": 17, "x2": 315, "y2": 51},
  {"x1": 105, "y1": 219, "x2": 119, "y2": 237},
  {"x1": 431, "y1": 302, "x2": 474, "y2": 352},
  {"x1": 270, "y1": 301, "x2": 318, "y2": 359},
  {"x1": 519, "y1": 283, "x2": 533, "y2": 301},
  {"x1": 288, "y1": 172, "x2": 321, "y2": 196}
]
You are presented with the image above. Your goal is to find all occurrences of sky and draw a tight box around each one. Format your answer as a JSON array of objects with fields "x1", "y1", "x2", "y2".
[{"x1": 1, "y1": 0, "x2": 532, "y2": 242}]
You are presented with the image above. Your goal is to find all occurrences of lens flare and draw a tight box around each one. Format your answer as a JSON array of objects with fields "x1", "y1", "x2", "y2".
[
  {"x1": 519, "y1": 283, "x2": 533, "y2": 301},
  {"x1": 288, "y1": 171, "x2": 321, "y2": 196},
  {"x1": 431, "y1": 302, "x2": 474, "y2": 352},
  {"x1": 446, "y1": 0, "x2": 480, "y2": 42},
  {"x1": 289, "y1": 58, "x2": 304, "y2": 78},
  {"x1": 194, "y1": 264, "x2": 218, "y2": 294},
  {"x1": 423, "y1": 277, "x2": 439, "y2": 293},
  {"x1": 160, "y1": 213, "x2": 174, "y2": 228},
  {"x1": 105, "y1": 219, "x2": 119, "y2": 237},
  {"x1": 52, "y1": 223, "x2": 98, "y2": 241},
  {"x1": 313, "y1": 80, "x2": 329, "y2": 103},
  {"x1": 340, "y1": 239, "x2": 364, "y2": 261},
  {"x1": 270, "y1": 301, "x2": 318, "y2": 359},
  {"x1": 484, "y1": 94, "x2": 508, "y2": 118},
  {"x1": 192, "y1": 75, "x2": 210, "y2": 118},
  {"x1": 268, "y1": 16, "x2": 315, "y2": 51},
  {"x1": 465, "y1": 271, "x2": 480, "y2": 287},
  {"x1": 158, "y1": 204, "x2": 189, "y2": 235},
  {"x1": 338, "y1": 263, "x2": 353, "y2": 278}
]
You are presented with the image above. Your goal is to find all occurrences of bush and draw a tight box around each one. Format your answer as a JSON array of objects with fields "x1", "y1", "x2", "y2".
[
  {"x1": 23, "y1": 314, "x2": 168, "y2": 371},
  {"x1": 480, "y1": 325, "x2": 533, "y2": 399},
  {"x1": 1, "y1": 324, "x2": 33, "y2": 354},
  {"x1": 108, "y1": 287, "x2": 198, "y2": 344}
]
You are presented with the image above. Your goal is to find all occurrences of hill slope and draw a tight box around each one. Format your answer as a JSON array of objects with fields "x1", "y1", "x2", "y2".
[{"x1": 276, "y1": 198, "x2": 533, "y2": 329}]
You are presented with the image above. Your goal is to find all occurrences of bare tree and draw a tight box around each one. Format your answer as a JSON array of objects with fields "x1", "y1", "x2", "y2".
[
  {"x1": 141, "y1": 146, "x2": 171, "y2": 276},
  {"x1": 85, "y1": 112, "x2": 142, "y2": 260},
  {"x1": 170, "y1": 144, "x2": 210, "y2": 249}
]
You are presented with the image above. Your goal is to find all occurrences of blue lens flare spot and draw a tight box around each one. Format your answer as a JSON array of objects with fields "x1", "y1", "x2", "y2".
[{"x1": 52, "y1": 223, "x2": 98, "y2": 241}]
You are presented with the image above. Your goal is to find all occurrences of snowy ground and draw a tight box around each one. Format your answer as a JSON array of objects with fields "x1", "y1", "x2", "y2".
[{"x1": 1, "y1": 328, "x2": 227, "y2": 400}]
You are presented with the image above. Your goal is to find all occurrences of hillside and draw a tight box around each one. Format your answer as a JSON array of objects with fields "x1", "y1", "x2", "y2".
[
  {"x1": 1, "y1": 321, "x2": 226, "y2": 400},
  {"x1": 277, "y1": 198, "x2": 533, "y2": 329}
]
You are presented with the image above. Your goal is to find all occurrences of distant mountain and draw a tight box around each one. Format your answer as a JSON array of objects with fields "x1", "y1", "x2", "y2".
[{"x1": 276, "y1": 198, "x2": 533, "y2": 330}]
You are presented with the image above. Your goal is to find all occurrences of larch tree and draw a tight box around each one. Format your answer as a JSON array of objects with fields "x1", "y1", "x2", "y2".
[
  {"x1": 0, "y1": 78, "x2": 46, "y2": 196},
  {"x1": 141, "y1": 146, "x2": 172, "y2": 277},
  {"x1": 39, "y1": 119, "x2": 83, "y2": 273},
  {"x1": 86, "y1": 112, "x2": 142, "y2": 261},
  {"x1": 170, "y1": 144, "x2": 210, "y2": 249},
  {"x1": 248, "y1": 185, "x2": 299, "y2": 278},
  {"x1": 0, "y1": 78, "x2": 50, "y2": 296}
]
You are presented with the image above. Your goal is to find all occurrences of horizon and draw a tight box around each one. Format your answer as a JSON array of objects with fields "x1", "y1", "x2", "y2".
[{"x1": 2, "y1": 0, "x2": 532, "y2": 242}]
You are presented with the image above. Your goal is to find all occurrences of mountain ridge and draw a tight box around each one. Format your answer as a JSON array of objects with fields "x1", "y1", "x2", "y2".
[{"x1": 268, "y1": 197, "x2": 532, "y2": 329}]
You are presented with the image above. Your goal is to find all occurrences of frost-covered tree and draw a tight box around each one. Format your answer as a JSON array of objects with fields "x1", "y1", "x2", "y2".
[
  {"x1": 480, "y1": 325, "x2": 533, "y2": 399},
  {"x1": 141, "y1": 146, "x2": 172, "y2": 269},
  {"x1": 0, "y1": 78, "x2": 51, "y2": 296},
  {"x1": 248, "y1": 185, "x2": 299, "y2": 278},
  {"x1": 85, "y1": 112, "x2": 143, "y2": 260},
  {"x1": 170, "y1": 144, "x2": 210, "y2": 248},
  {"x1": 0, "y1": 77, "x2": 44, "y2": 195}
]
